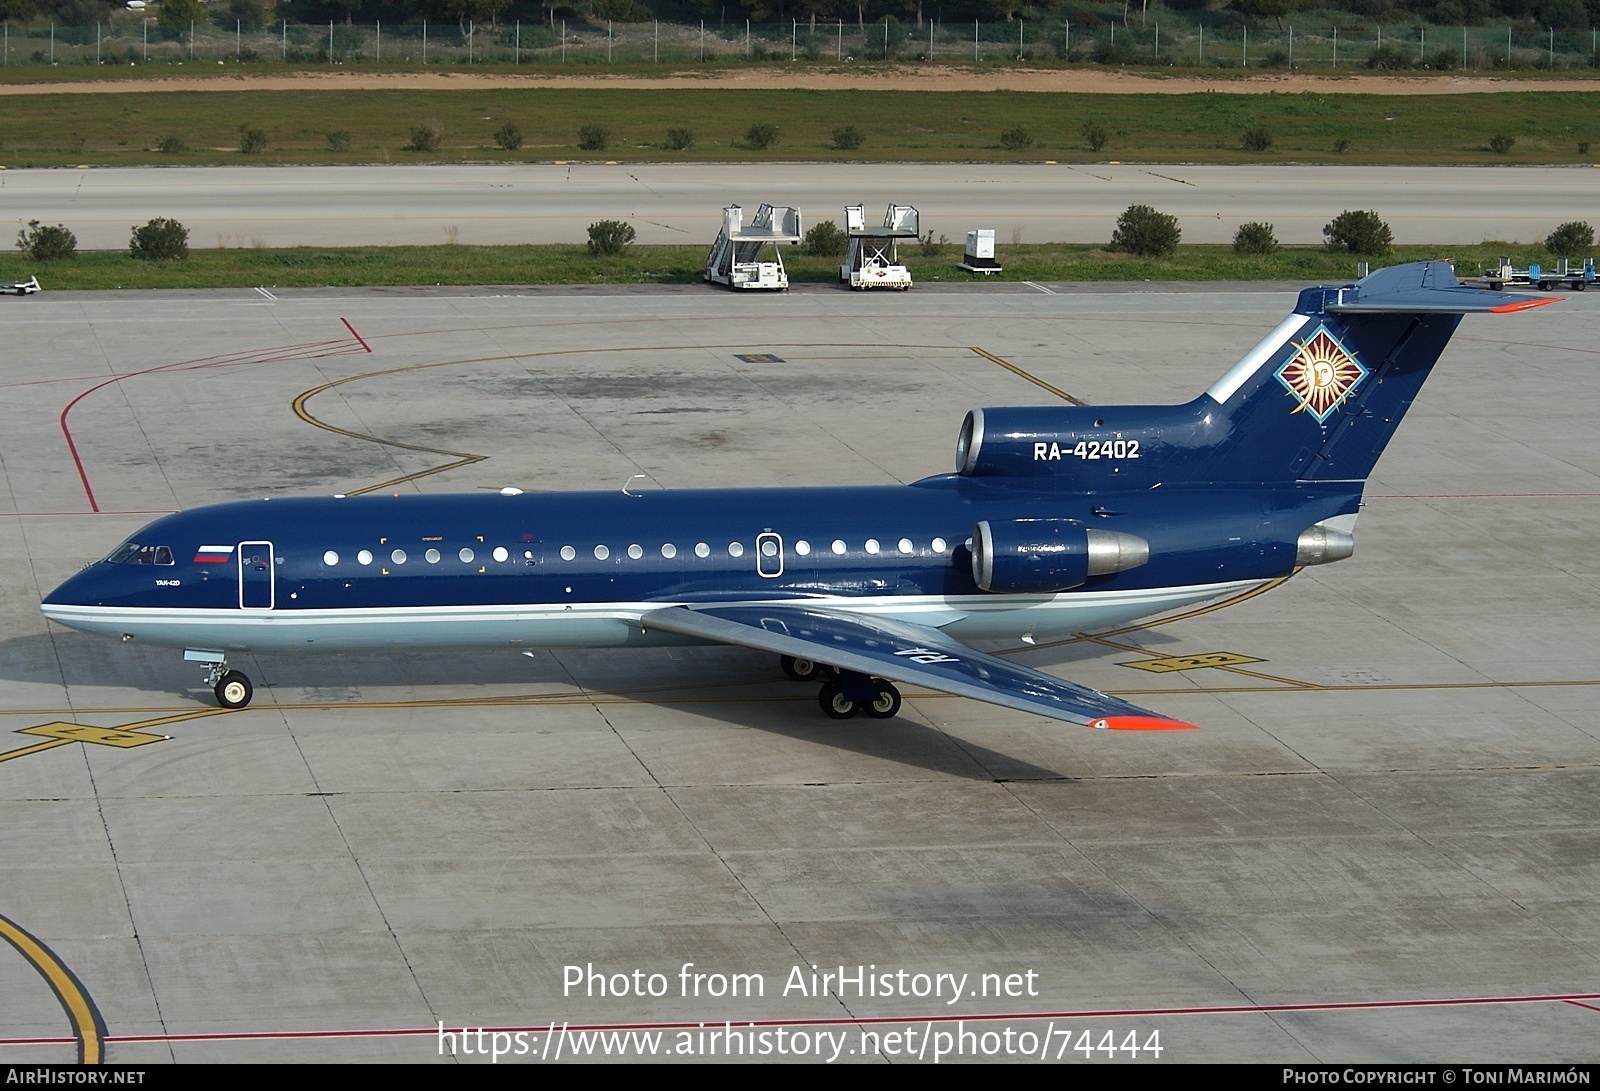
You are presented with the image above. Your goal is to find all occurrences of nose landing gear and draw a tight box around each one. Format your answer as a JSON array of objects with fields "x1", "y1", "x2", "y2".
[{"x1": 199, "y1": 658, "x2": 254, "y2": 709}]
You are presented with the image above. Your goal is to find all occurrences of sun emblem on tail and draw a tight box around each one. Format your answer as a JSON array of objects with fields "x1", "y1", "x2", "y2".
[{"x1": 1275, "y1": 325, "x2": 1368, "y2": 424}]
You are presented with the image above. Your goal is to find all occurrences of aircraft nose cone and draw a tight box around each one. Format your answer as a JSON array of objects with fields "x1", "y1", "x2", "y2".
[{"x1": 41, "y1": 566, "x2": 104, "y2": 611}]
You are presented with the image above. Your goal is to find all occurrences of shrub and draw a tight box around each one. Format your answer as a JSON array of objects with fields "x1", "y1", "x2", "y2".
[
  {"x1": 1241, "y1": 126, "x2": 1274, "y2": 152},
  {"x1": 1488, "y1": 133, "x2": 1516, "y2": 154},
  {"x1": 1111, "y1": 204, "x2": 1181, "y2": 258},
  {"x1": 405, "y1": 120, "x2": 445, "y2": 152},
  {"x1": 493, "y1": 123, "x2": 523, "y2": 151},
  {"x1": 832, "y1": 124, "x2": 863, "y2": 151},
  {"x1": 237, "y1": 125, "x2": 268, "y2": 154},
  {"x1": 16, "y1": 220, "x2": 77, "y2": 260},
  {"x1": 1545, "y1": 221, "x2": 1595, "y2": 256},
  {"x1": 999, "y1": 125, "x2": 1033, "y2": 151},
  {"x1": 1580, "y1": 141, "x2": 1592, "y2": 156},
  {"x1": 157, "y1": 135, "x2": 185, "y2": 155},
  {"x1": 130, "y1": 217, "x2": 190, "y2": 261},
  {"x1": 586, "y1": 219, "x2": 636, "y2": 256},
  {"x1": 1366, "y1": 43, "x2": 1413, "y2": 70},
  {"x1": 577, "y1": 124, "x2": 610, "y2": 151},
  {"x1": 666, "y1": 127, "x2": 695, "y2": 151},
  {"x1": 1333, "y1": 137, "x2": 1351, "y2": 154},
  {"x1": 802, "y1": 219, "x2": 848, "y2": 258},
  {"x1": 745, "y1": 122, "x2": 779, "y2": 149},
  {"x1": 918, "y1": 230, "x2": 949, "y2": 257},
  {"x1": 1082, "y1": 120, "x2": 1109, "y2": 152},
  {"x1": 1323, "y1": 209, "x2": 1393, "y2": 255},
  {"x1": 326, "y1": 131, "x2": 351, "y2": 152},
  {"x1": 1233, "y1": 221, "x2": 1279, "y2": 255}
]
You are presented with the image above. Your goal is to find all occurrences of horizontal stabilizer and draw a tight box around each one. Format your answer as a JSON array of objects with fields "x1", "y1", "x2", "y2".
[
  {"x1": 641, "y1": 603, "x2": 1196, "y2": 730},
  {"x1": 1323, "y1": 260, "x2": 1557, "y2": 314}
]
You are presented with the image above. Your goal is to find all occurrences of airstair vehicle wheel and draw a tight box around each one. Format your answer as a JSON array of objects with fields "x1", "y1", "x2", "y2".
[{"x1": 215, "y1": 671, "x2": 253, "y2": 709}]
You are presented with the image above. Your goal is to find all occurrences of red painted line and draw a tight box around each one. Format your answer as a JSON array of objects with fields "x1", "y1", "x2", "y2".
[
  {"x1": 4, "y1": 990, "x2": 1596, "y2": 1049},
  {"x1": 55, "y1": 337, "x2": 371, "y2": 512},
  {"x1": 1565, "y1": 999, "x2": 1600, "y2": 1014},
  {"x1": 340, "y1": 317, "x2": 372, "y2": 354},
  {"x1": 0, "y1": 510, "x2": 177, "y2": 519}
]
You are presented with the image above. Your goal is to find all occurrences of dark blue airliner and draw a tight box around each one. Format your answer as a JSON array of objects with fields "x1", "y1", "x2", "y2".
[{"x1": 42, "y1": 263, "x2": 1551, "y2": 728}]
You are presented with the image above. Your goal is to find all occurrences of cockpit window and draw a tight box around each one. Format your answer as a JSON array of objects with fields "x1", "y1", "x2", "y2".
[{"x1": 105, "y1": 543, "x2": 174, "y2": 566}]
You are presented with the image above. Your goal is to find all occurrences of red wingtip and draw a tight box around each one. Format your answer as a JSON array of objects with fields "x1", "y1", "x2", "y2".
[
  {"x1": 1490, "y1": 296, "x2": 1562, "y2": 313},
  {"x1": 1088, "y1": 715, "x2": 1199, "y2": 732}
]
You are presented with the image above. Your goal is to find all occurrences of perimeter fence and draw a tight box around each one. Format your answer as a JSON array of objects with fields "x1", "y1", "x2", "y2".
[{"x1": 3, "y1": 16, "x2": 1599, "y2": 72}]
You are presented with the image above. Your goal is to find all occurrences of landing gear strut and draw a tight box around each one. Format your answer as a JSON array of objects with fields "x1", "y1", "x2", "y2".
[
  {"x1": 777, "y1": 656, "x2": 901, "y2": 720},
  {"x1": 816, "y1": 670, "x2": 900, "y2": 721},
  {"x1": 202, "y1": 660, "x2": 253, "y2": 709}
]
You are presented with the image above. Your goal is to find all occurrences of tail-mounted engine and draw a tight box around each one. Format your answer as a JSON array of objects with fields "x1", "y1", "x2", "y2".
[{"x1": 971, "y1": 519, "x2": 1150, "y2": 594}]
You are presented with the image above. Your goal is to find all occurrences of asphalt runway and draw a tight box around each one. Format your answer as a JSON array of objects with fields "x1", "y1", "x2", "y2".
[
  {"x1": 0, "y1": 279, "x2": 1597, "y2": 1063},
  {"x1": 5, "y1": 162, "x2": 1598, "y2": 250}
]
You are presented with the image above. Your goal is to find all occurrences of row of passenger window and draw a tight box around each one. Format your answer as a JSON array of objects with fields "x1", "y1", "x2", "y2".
[{"x1": 319, "y1": 537, "x2": 952, "y2": 568}]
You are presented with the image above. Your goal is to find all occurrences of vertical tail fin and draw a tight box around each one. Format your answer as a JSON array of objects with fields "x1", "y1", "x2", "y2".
[
  {"x1": 949, "y1": 263, "x2": 1554, "y2": 490},
  {"x1": 1198, "y1": 261, "x2": 1555, "y2": 484}
]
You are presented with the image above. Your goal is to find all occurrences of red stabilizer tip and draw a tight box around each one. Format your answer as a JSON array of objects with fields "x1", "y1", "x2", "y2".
[
  {"x1": 1088, "y1": 716, "x2": 1199, "y2": 731},
  {"x1": 1490, "y1": 297, "x2": 1561, "y2": 313}
]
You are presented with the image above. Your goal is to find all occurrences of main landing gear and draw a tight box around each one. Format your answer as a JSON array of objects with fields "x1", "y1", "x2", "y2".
[
  {"x1": 203, "y1": 660, "x2": 254, "y2": 709},
  {"x1": 780, "y1": 656, "x2": 901, "y2": 720}
]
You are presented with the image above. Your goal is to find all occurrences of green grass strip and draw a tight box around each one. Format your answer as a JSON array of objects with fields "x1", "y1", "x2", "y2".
[
  {"x1": 1, "y1": 87, "x2": 1598, "y2": 167},
  {"x1": 0, "y1": 242, "x2": 1571, "y2": 291}
]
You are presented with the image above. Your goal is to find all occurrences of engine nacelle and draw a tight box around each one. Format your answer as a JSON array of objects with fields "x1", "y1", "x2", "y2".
[
  {"x1": 971, "y1": 519, "x2": 1150, "y2": 594},
  {"x1": 955, "y1": 405, "x2": 1214, "y2": 488}
]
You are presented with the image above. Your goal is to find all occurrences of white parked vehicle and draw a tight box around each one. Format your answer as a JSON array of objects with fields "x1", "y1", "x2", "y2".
[
  {"x1": 6, "y1": 277, "x2": 41, "y2": 296},
  {"x1": 705, "y1": 204, "x2": 801, "y2": 291},
  {"x1": 840, "y1": 204, "x2": 918, "y2": 290}
]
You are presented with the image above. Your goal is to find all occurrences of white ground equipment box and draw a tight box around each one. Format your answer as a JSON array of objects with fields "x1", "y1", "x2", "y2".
[
  {"x1": 840, "y1": 204, "x2": 919, "y2": 290},
  {"x1": 957, "y1": 229, "x2": 1001, "y2": 274},
  {"x1": 705, "y1": 204, "x2": 802, "y2": 291}
]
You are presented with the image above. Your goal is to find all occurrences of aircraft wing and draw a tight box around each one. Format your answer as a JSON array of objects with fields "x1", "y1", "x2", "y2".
[{"x1": 639, "y1": 603, "x2": 1196, "y2": 730}]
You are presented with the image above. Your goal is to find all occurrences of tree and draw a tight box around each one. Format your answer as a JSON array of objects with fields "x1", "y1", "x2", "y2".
[
  {"x1": 1323, "y1": 210, "x2": 1393, "y2": 255},
  {"x1": 1082, "y1": 120, "x2": 1109, "y2": 152},
  {"x1": 405, "y1": 121, "x2": 445, "y2": 152},
  {"x1": 745, "y1": 123, "x2": 780, "y2": 150},
  {"x1": 1545, "y1": 221, "x2": 1595, "y2": 257},
  {"x1": 130, "y1": 218, "x2": 190, "y2": 261},
  {"x1": 238, "y1": 125, "x2": 268, "y2": 155},
  {"x1": 494, "y1": 123, "x2": 523, "y2": 152},
  {"x1": 1231, "y1": 0, "x2": 1299, "y2": 31},
  {"x1": 832, "y1": 125, "x2": 864, "y2": 151},
  {"x1": 587, "y1": 220, "x2": 636, "y2": 256},
  {"x1": 803, "y1": 220, "x2": 848, "y2": 258},
  {"x1": 1233, "y1": 222, "x2": 1279, "y2": 255},
  {"x1": 666, "y1": 128, "x2": 695, "y2": 151},
  {"x1": 1000, "y1": 125, "x2": 1034, "y2": 151},
  {"x1": 158, "y1": 0, "x2": 206, "y2": 32},
  {"x1": 16, "y1": 220, "x2": 77, "y2": 260},
  {"x1": 577, "y1": 125, "x2": 610, "y2": 151},
  {"x1": 1111, "y1": 205, "x2": 1181, "y2": 258},
  {"x1": 1241, "y1": 126, "x2": 1274, "y2": 152}
]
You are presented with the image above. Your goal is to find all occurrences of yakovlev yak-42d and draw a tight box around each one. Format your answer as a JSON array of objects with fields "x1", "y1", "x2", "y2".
[{"x1": 42, "y1": 263, "x2": 1553, "y2": 728}]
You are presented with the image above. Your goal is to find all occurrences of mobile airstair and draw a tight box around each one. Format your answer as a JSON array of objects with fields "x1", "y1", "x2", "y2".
[
  {"x1": 705, "y1": 204, "x2": 802, "y2": 291},
  {"x1": 840, "y1": 204, "x2": 919, "y2": 290}
]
